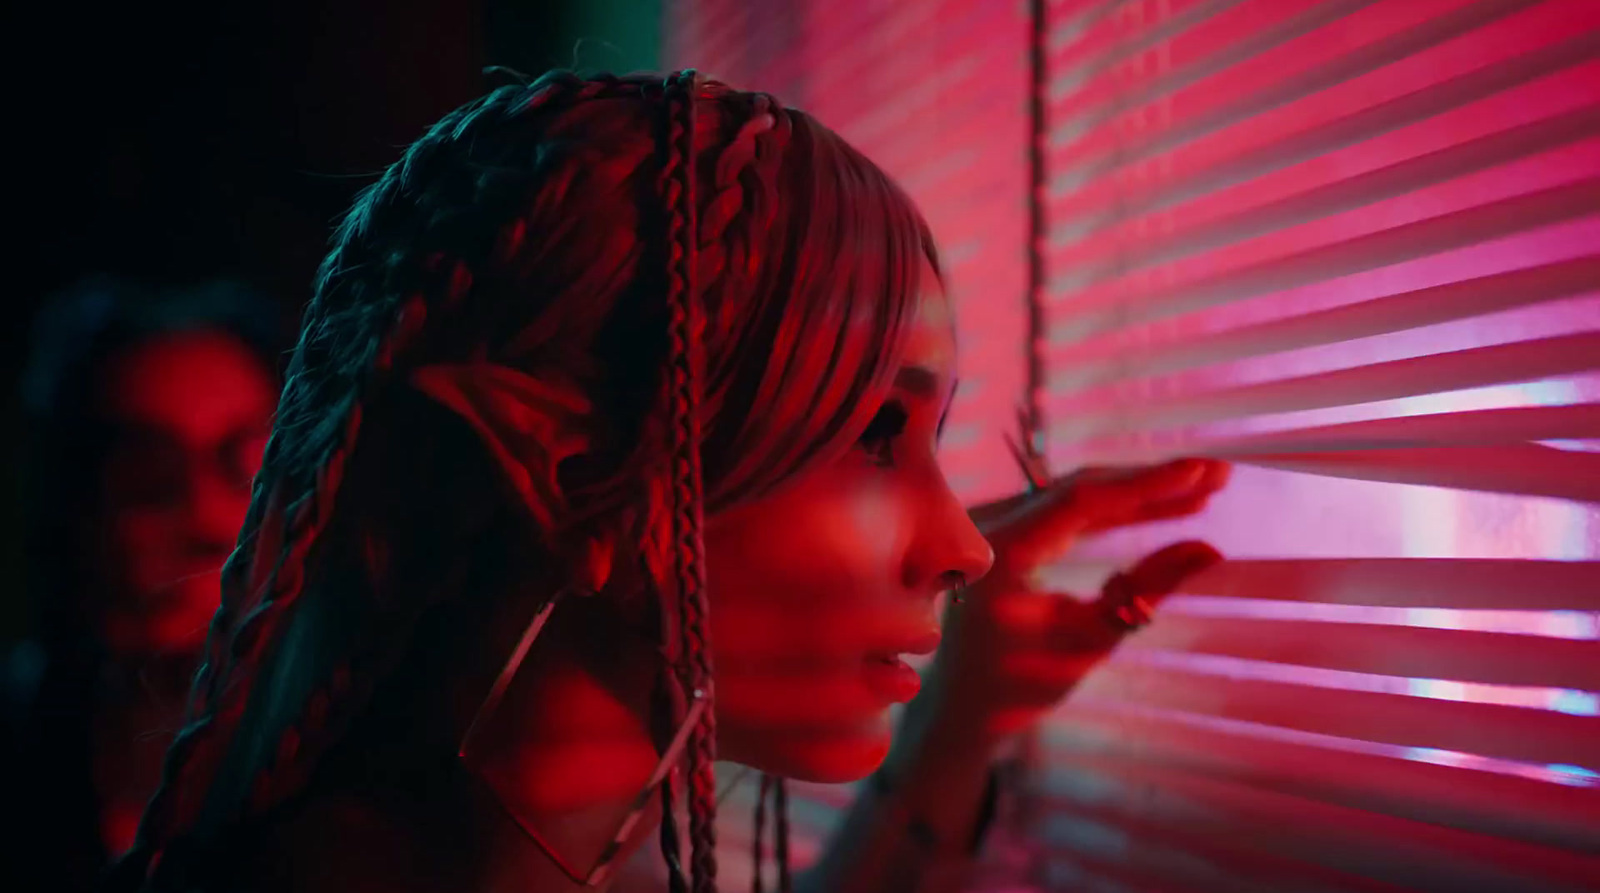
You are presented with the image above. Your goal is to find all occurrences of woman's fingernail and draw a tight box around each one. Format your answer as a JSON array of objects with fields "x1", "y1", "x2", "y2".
[
  {"x1": 1183, "y1": 548, "x2": 1223, "y2": 574},
  {"x1": 1175, "y1": 458, "x2": 1207, "y2": 484}
]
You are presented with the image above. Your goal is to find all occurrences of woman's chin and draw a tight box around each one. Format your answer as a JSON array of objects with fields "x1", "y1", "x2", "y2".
[{"x1": 719, "y1": 712, "x2": 894, "y2": 783}]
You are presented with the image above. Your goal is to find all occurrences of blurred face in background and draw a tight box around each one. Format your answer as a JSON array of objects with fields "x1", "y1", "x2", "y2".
[{"x1": 85, "y1": 329, "x2": 276, "y2": 657}]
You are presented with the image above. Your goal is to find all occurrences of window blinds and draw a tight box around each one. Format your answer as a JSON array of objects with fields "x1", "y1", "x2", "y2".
[
  {"x1": 1034, "y1": 0, "x2": 1600, "y2": 891},
  {"x1": 665, "y1": 1, "x2": 1600, "y2": 891}
]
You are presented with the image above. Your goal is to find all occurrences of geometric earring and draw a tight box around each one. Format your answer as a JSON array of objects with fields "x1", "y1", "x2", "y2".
[{"x1": 457, "y1": 587, "x2": 709, "y2": 887}]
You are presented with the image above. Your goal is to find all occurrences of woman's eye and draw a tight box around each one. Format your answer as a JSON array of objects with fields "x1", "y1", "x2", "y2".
[{"x1": 857, "y1": 400, "x2": 909, "y2": 468}]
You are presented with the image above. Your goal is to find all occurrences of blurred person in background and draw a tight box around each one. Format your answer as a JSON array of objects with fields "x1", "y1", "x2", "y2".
[{"x1": 4, "y1": 279, "x2": 281, "y2": 890}]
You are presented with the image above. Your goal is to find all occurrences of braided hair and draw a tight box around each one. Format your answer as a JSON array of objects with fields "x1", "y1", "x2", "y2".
[{"x1": 107, "y1": 70, "x2": 938, "y2": 892}]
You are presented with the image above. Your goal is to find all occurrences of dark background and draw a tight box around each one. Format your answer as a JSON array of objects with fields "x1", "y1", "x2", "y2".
[{"x1": 4, "y1": 0, "x2": 664, "y2": 639}]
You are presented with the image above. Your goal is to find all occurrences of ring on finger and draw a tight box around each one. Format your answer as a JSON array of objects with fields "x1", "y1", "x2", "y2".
[{"x1": 1097, "y1": 572, "x2": 1155, "y2": 632}]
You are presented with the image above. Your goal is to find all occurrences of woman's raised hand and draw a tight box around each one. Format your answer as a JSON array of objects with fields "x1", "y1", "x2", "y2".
[{"x1": 933, "y1": 458, "x2": 1231, "y2": 742}]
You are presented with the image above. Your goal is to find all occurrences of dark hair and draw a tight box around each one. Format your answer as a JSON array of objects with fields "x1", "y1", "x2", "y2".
[{"x1": 114, "y1": 70, "x2": 938, "y2": 892}]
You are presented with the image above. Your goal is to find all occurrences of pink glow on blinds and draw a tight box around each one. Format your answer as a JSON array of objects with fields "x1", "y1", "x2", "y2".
[
  {"x1": 1053, "y1": 699, "x2": 1598, "y2": 788},
  {"x1": 1041, "y1": 1, "x2": 1600, "y2": 887},
  {"x1": 1163, "y1": 597, "x2": 1600, "y2": 639},
  {"x1": 1104, "y1": 648, "x2": 1598, "y2": 716}
]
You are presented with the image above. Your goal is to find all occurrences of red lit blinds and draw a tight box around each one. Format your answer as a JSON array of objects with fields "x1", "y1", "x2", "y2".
[{"x1": 1032, "y1": 1, "x2": 1599, "y2": 890}]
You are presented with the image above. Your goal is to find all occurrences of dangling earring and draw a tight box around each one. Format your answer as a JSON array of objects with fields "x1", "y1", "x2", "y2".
[
  {"x1": 456, "y1": 533, "x2": 708, "y2": 888},
  {"x1": 752, "y1": 772, "x2": 793, "y2": 893},
  {"x1": 950, "y1": 573, "x2": 969, "y2": 606}
]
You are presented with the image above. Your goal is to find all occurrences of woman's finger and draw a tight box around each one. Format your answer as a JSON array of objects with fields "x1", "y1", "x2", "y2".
[
  {"x1": 1120, "y1": 540, "x2": 1224, "y2": 592},
  {"x1": 1091, "y1": 540, "x2": 1223, "y2": 632},
  {"x1": 1080, "y1": 459, "x2": 1230, "y2": 532},
  {"x1": 967, "y1": 464, "x2": 1109, "y2": 529},
  {"x1": 1096, "y1": 486, "x2": 1219, "y2": 530},
  {"x1": 1000, "y1": 460, "x2": 1224, "y2": 568}
]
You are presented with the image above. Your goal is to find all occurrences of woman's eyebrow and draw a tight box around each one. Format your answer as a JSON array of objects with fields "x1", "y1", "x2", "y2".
[
  {"x1": 894, "y1": 366, "x2": 959, "y2": 438},
  {"x1": 894, "y1": 365, "x2": 942, "y2": 399}
]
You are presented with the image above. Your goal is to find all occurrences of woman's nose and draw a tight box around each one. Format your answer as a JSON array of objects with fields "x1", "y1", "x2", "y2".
[
  {"x1": 908, "y1": 494, "x2": 995, "y2": 593},
  {"x1": 184, "y1": 468, "x2": 251, "y2": 544},
  {"x1": 951, "y1": 523, "x2": 996, "y2": 587}
]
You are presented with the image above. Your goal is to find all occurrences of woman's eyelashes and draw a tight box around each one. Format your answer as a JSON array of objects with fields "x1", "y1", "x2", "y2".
[{"x1": 858, "y1": 400, "x2": 910, "y2": 467}]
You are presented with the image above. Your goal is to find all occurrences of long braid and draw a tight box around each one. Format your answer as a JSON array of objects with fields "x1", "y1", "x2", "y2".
[
  {"x1": 659, "y1": 770, "x2": 690, "y2": 893},
  {"x1": 660, "y1": 69, "x2": 721, "y2": 893},
  {"x1": 774, "y1": 776, "x2": 792, "y2": 893},
  {"x1": 751, "y1": 772, "x2": 792, "y2": 893},
  {"x1": 224, "y1": 69, "x2": 662, "y2": 827},
  {"x1": 120, "y1": 280, "x2": 439, "y2": 887},
  {"x1": 233, "y1": 69, "x2": 660, "y2": 817},
  {"x1": 752, "y1": 773, "x2": 771, "y2": 893},
  {"x1": 112, "y1": 70, "x2": 812, "y2": 893},
  {"x1": 113, "y1": 286, "x2": 396, "y2": 889},
  {"x1": 117, "y1": 78, "x2": 499, "y2": 880},
  {"x1": 111, "y1": 74, "x2": 626, "y2": 890}
]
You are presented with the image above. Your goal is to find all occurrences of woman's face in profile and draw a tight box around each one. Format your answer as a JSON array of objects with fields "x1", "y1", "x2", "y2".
[
  {"x1": 87, "y1": 330, "x2": 276, "y2": 657},
  {"x1": 704, "y1": 257, "x2": 995, "y2": 783}
]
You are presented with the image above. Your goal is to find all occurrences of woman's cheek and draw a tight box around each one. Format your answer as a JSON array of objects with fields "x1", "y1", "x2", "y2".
[
  {"x1": 709, "y1": 471, "x2": 892, "y2": 592},
  {"x1": 706, "y1": 464, "x2": 914, "y2": 658},
  {"x1": 835, "y1": 473, "x2": 917, "y2": 583}
]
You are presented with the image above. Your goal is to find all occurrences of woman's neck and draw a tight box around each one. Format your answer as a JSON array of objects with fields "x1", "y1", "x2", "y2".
[{"x1": 255, "y1": 595, "x2": 671, "y2": 892}]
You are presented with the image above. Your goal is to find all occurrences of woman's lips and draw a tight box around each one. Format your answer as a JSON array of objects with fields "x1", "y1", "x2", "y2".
[
  {"x1": 858, "y1": 626, "x2": 940, "y2": 703},
  {"x1": 861, "y1": 654, "x2": 923, "y2": 703},
  {"x1": 898, "y1": 630, "x2": 943, "y2": 656}
]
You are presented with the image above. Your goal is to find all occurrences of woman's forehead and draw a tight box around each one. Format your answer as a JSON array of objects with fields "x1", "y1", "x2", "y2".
[
  {"x1": 99, "y1": 330, "x2": 276, "y2": 441},
  {"x1": 901, "y1": 260, "x2": 956, "y2": 378}
]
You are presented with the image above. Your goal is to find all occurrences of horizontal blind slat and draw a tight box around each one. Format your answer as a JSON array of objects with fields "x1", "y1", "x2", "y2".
[
  {"x1": 1049, "y1": 0, "x2": 1386, "y2": 139},
  {"x1": 1047, "y1": 177, "x2": 1600, "y2": 343},
  {"x1": 1049, "y1": 0, "x2": 1248, "y2": 96},
  {"x1": 1048, "y1": 0, "x2": 1137, "y2": 47},
  {"x1": 1044, "y1": 700, "x2": 1600, "y2": 851},
  {"x1": 1075, "y1": 657, "x2": 1597, "y2": 767},
  {"x1": 1039, "y1": 557, "x2": 1600, "y2": 610},
  {"x1": 1122, "y1": 615, "x2": 1600, "y2": 689},
  {"x1": 1048, "y1": 0, "x2": 1563, "y2": 189},
  {"x1": 1033, "y1": 752, "x2": 1600, "y2": 891},
  {"x1": 1048, "y1": 253, "x2": 1600, "y2": 393},
  {"x1": 1036, "y1": 805, "x2": 1409, "y2": 893},
  {"x1": 1071, "y1": 403, "x2": 1600, "y2": 466},
  {"x1": 772, "y1": 0, "x2": 981, "y2": 101},
  {"x1": 1234, "y1": 443, "x2": 1600, "y2": 502},
  {"x1": 1049, "y1": 104, "x2": 1600, "y2": 287},
  {"x1": 1050, "y1": 27, "x2": 1600, "y2": 240},
  {"x1": 1049, "y1": 331, "x2": 1600, "y2": 440}
]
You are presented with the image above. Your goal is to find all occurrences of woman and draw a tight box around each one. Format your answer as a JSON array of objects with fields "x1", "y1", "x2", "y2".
[
  {"x1": 7, "y1": 279, "x2": 280, "y2": 891},
  {"x1": 108, "y1": 71, "x2": 1227, "y2": 893}
]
